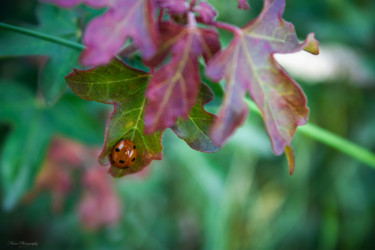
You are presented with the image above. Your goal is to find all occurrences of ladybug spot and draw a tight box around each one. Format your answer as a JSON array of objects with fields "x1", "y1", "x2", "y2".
[
  {"x1": 133, "y1": 145, "x2": 136, "y2": 149},
  {"x1": 115, "y1": 148, "x2": 120, "y2": 152},
  {"x1": 119, "y1": 160, "x2": 125, "y2": 164},
  {"x1": 132, "y1": 158, "x2": 135, "y2": 162}
]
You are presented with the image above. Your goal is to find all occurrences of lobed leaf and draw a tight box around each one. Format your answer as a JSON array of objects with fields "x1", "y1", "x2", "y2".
[
  {"x1": 206, "y1": 0, "x2": 319, "y2": 157},
  {"x1": 81, "y1": 0, "x2": 158, "y2": 66},
  {"x1": 45, "y1": 0, "x2": 158, "y2": 66},
  {"x1": 144, "y1": 21, "x2": 221, "y2": 134},
  {"x1": 66, "y1": 59, "x2": 163, "y2": 177}
]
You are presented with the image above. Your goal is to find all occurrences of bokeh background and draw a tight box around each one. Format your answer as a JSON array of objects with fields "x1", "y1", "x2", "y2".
[{"x1": 1, "y1": 0, "x2": 375, "y2": 249}]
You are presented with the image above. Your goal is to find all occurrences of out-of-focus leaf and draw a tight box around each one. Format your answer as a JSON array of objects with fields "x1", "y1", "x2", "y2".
[
  {"x1": 78, "y1": 167, "x2": 122, "y2": 229},
  {"x1": 171, "y1": 83, "x2": 220, "y2": 153},
  {"x1": 66, "y1": 59, "x2": 219, "y2": 177},
  {"x1": 0, "y1": 81, "x2": 104, "y2": 210},
  {"x1": 206, "y1": 0, "x2": 319, "y2": 155},
  {"x1": 0, "y1": 4, "x2": 81, "y2": 105},
  {"x1": 144, "y1": 21, "x2": 221, "y2": 134}
]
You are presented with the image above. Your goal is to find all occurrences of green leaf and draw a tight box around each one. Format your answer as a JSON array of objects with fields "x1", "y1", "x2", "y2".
[
  {"x1": 66, "y1": 59, "x2": 163, "y2": 178},
  {"x1": 172, "y1": 83, "x2": 220, "y2": 153},
  {"x1": 0, "y1": 4, "x2": 81, "y2": 105}
]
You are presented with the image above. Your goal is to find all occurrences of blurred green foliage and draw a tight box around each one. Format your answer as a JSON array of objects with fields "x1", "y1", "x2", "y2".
[{"x1": 1, "y1": 0, "x2": 375, "y2": 249}]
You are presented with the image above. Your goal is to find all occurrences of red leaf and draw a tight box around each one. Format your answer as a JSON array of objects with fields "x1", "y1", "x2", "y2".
[
  {"x1": 144, "y1": 18, "x2": 220, "y2": 134},
  {"x1": 45, "y1": 0, "x2": 159, "y2": 66},
  {"x1": 206, "y1": 0, "x2": 319, "y2": 155},
  {"x1": 81, "y1": 0, "x2": 158, "y2": 66}
]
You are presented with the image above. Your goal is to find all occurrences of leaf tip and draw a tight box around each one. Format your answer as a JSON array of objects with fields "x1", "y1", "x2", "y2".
[
  {"x1": 285, "y1": 145, "x2": 295, "y2": 175},
  {"x1": 303, "y1": 33, "x2": 319, "y2": 55}
]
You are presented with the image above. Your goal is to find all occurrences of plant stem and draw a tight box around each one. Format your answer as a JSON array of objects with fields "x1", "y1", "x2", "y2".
[
  {"x1": 1, "y1": 22, "x2": 375, "y2": 168},
  {"x1": 245, "y1": 99, "x2": 375, "y2": 168},
  {"x1": 0, "y1": 22, "x2": 85, "y2": 51}
]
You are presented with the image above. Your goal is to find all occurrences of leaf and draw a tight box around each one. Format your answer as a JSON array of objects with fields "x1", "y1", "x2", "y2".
[
  {"x1": 66, "y1": 59, "x2": 163, "y2": 178},
  {"x1": 171, "y1": 83, "x2": 220, "y2": 153},
  {"x1": 144, "y1": 20, "x2": 221, "y2": 134},
  {"x1": 0, "y1": 4, "x2": 81, "y2": 105},
  {"x1": 206, "y1": 0, "x2": 319, "y2": 155},
  {"x1": 0, "y1": 81, "x2": 103, "y2": 210},
  {"x1": 66, "y1": 59, "x2": 220, "y2": 177},
  {"x1": 80, "y1": 0, "x2": 158, "y2": 66}
]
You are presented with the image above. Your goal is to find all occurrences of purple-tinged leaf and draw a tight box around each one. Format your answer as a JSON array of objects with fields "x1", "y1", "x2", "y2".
[
  {"x1": 206, "y1": 0, "x2": 319, "y2": 155},
  {"x1": 194, "y1": 1, "x2": 217, "y2": 24},
  {"x1": 144, "y1": 20, "x2": 220, "y2": 134},
  {"x1": 171, "y1": 83, "x2": 219, "y2": 153},
  {"x1": 77, "y1": 0, "x2": 158, "y2": 66},
  {"x1": 238, "y1": 0, "x2": 250, "y2": 10},
  {"x1": 156, "y1": 0, "x2": 189, "y2": 14},
  {"x1": 66, "y1": 59, "x2": 163, "y2": 177}
]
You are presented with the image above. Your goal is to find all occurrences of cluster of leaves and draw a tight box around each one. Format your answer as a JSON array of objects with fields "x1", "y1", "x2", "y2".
[
  {"x1": 2, "y1": 0, "x2": 319, "y2": 178},
  {"x1": 50, "y1": 0, "x2": 319, "y2": 177}
]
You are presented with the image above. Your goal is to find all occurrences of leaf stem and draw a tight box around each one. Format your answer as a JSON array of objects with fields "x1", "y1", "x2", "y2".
[
  {"x1": 245, "y1": 99, "x2": 375, "y2": 168},
  {"x1": 0, "y1": 22, "x2": 85, "y2": 51},
  {"x1": 1, "y1": 22, "x2": 374, "y2": 169}
]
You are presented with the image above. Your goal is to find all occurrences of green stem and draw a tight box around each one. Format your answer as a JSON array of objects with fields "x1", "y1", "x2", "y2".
[
  {"x1": 245, "y1": 99, "x2": 375, "y2": 168},
  {"x1": 1, "y1": 22, "x2": 375, "y2": 168},
  {"x1": 0, "y1": 22, "x2": 85, "y2": 51}
]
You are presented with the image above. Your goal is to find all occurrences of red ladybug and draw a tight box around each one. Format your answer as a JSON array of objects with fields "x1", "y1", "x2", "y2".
[{"x1": 110, "y1": 139, "x2": 137, "y2": 168}]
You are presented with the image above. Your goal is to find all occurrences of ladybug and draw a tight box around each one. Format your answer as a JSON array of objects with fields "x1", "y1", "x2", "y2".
[{"x1": 110, "y1": 139, "x2": 137, "y2": 168}]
